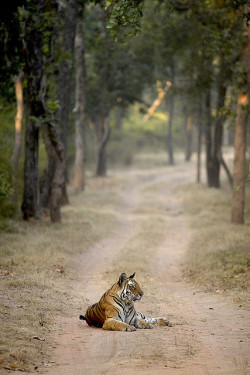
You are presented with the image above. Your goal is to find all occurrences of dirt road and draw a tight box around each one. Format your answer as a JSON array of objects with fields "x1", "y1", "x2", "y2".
[{"x1": 11, "y1": 162, "x2": 250, "y2": 374}]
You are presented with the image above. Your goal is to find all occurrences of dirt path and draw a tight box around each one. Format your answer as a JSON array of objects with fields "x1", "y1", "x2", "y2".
[{"x1": 11, "y1": 163, "x2": 249, "y2": 375}]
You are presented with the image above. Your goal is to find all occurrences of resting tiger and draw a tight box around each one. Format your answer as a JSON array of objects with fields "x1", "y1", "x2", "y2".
[{"x1": 79, "y1": 272, "x2": 171, "y2": 332}]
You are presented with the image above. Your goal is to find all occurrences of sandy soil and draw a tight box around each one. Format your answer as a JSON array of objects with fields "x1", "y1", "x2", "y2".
[{"x1": 5, "y1": 163, "x2": 249, "y2": 375}]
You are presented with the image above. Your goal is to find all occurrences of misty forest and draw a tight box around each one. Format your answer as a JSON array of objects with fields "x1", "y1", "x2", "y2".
[{"x1": 0, "y1": 0, "x2": 249, "y2": 374}]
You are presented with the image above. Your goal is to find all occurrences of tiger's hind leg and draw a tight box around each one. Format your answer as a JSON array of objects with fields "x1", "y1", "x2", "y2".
[
  {"x1": 132, "y1": 315, "x2": 153, "y2": 329},
  {"x1": 136, "y1": 312, "x2": 172, "y2": 327}
]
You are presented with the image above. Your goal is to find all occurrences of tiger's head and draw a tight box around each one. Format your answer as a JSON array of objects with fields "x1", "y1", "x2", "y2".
[{"x1": 118, "y1": 272, "x2": 143, "y2": 304}]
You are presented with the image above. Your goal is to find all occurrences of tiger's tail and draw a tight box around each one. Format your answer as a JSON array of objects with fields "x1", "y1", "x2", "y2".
[{"x1": 79, "y1": 315, "x2": 86, "y2": 320}]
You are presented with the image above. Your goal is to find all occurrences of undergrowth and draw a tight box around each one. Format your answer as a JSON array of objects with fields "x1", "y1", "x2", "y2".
[{"x1": 179, "y1": 182, "x2": 250, "y2": 306}]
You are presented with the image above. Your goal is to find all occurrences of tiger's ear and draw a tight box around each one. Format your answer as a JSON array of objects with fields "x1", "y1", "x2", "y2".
[
  {"x1": 118, "y1": 273, "x2": 127, "y2": 286},
  {"x1": 129, "y1": 272, "x2": 136, "y2": 279}
]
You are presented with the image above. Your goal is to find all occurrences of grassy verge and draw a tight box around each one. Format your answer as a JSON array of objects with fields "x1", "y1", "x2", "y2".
[
  {"x1": 0, "y1": 176, "x2": 122, "y2": 372},
  {"x1": 178, "y1": 182, "x2": 250, "y2": 307}
]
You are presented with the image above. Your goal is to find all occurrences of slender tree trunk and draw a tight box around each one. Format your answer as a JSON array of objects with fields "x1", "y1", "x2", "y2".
[
  {"x1": 21, "y1": 0, "x2": 45, "y2": 220},
  {"x1": 209, "y1": 82, "x2": 227, "y2": 188},
  {"x1": 12, "y1": 72, "x2": 23, "y2": 181},
  {"x1": 116, "y1": 106, "x2": 125, "y2": 130},
  {"x1": 231, "y1": 5, "x2": 249, "y2": 224},
  {"x1": 145, "y1": 81, "x2": 171, "y2": 120},
  {"x1": 196, "y1": 102, "x2": 203, "y2": 183},
  {"x1": 166, "y1": 66, "x2": 175, "y2": 166},
  {"x1": 167, "y1": 93, "x2": 175, "y2": 165},
  {"x1": 73, "y1": 4, "x2": 86, "y2": 193},
  {"x1": 185, "y1": 115, "x2": 193, "y2": 162},
  {"x1": 57, "y1": 0, "x2": 78, "y2": 203},
  {"x1": 220, "y1": 153, "x2": 233, "y2": 188},
  {"x1": 205, "y1": 89, "x2": 213, "y2": 187},
  {"x1": 95, "y1": 115, "x2": 111, "y2": 177}
]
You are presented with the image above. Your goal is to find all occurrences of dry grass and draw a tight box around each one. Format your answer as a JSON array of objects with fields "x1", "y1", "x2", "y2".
[
  {"x1": 0, "y1": 176, "x2": 122, "y2": 372},
  {"x1": 178, "y1": 182, "x2": 250, "y2": 306}
]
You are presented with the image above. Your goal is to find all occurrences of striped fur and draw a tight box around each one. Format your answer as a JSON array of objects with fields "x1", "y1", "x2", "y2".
[{"x1": 79, "y1": 273, "x2": 171, "y2": 332}]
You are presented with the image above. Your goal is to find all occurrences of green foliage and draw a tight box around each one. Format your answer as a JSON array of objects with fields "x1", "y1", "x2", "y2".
[
  {"x1": 85, "y1": 4, "x2": 153, "y2": 120},
  {"x1": 0, "y1": 103, "x2": 21, "y2": 218},
  {"x1": 0, "y1": 169, "x2": 13, "y2": 198},
  {"x1": 0, "y1": 161, "x2": 17, "y2": 218},
  {"x1": 105, "y1": 0, "x2": 144, "y2": 41}
]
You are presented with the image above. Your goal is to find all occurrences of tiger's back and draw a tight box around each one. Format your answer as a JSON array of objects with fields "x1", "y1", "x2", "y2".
[{"x1": 83, "y1": 282, "x2": 126, "y2": 328}]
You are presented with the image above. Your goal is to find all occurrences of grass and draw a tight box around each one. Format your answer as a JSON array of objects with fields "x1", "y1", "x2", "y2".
[
  {"x1": 178, "y1": 182, "x2": 250, "y2": 306},
  {"x1": 0, "y1": 175, "x2": 122, "y2": 372}
]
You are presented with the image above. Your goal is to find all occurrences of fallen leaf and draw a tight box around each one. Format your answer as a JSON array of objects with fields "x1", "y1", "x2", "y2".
[{"x1": 32, "y1": 336, "x2": 45, "y2": 341}]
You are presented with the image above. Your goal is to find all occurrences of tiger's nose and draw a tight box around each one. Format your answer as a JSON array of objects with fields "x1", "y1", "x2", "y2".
[{"x1": 139, "y1": 291, "x2": 143, "y2": 297}]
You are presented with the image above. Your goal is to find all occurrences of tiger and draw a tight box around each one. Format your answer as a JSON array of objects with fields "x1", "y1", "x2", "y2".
[{"x1": 79, "y1": 272, "x2": 171, "y2": 332}]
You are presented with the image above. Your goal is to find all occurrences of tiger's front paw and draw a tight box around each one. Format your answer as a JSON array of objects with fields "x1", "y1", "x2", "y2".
[{"x1": 123, "y1": 326, "x2": 136, "y2": 332}]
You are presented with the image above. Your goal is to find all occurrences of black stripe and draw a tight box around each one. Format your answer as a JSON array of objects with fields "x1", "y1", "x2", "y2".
[{"x1": 113, "y1": 296, "x2": 125, "y2": 310}]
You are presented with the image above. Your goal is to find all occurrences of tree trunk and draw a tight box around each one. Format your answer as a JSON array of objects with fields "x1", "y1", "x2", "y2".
[
  {"x1": 12, "y1": 71, "x2": 23, "y2": 182},
  {"x1": 185, "y1": 115, "x2": 193, "y2": 162},
  {"x1": 145, "y1": 81, "x2": 171, "y2": 120},
  {"x1": 73, "y1": 4, "x2": 86, "y2": 193},
  {"x1": 231, "y1": 5, "x2": 249, "y2": 224},
  {"x1": 209, "y1": 82, "x2": 227, "y2": 188},
  {"x1": 39, "y1": 124, "x2": 56, "y2": 214},
  {"x1": 196, "y1": 102, "x2": 203, "y2": 183},
  {"x1": 205, "y1": 89, "x2": 213, "y2": 187},
  {"x1": 166, "y1": 66, "x2": 175, "y2": 166},
  {"x1": 57, "y1": 0, "x2": 78, "y2": 203},
  {"x1": 95, "y1": 115, "x2": 111, "y2": 177},
  {"x1": 116, "y1": 106, "x2": 125, "y2": 130},
  {"x1": 21, "y1": 0, "x2": 45, "y2": 220},
  {"x1": 166, "y1": 93, "x2": 175, "y2": 165},
  {"x1": 231, "y1": 93, "x2": 248, "y2": 223},
  {"x1": 44, "y1": 122, "x2": 65, "y2": 222}
]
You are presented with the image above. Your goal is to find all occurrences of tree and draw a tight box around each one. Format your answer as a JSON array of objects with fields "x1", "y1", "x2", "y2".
[
  {"x1": 12, "y1": 71, "x2": 24, "y2": 187},
  {"x1": 232, "y1": 4, "x2": 249, "y2": 224},
  {"x1": 85, "y1": 3, "x2": 152, "y2": 176},
  {"x1": 57, "y1": 0, "x2": 78, "y2": 203},
  {"x1": 73, "y1": 1, "x2": 87, "y2": 192},
  {"x1": 20, "y1": 0, "x2": 75, "y2": 222},
  {"x1": 21, "y1": 0, "x2": 45, "y2": 220}
]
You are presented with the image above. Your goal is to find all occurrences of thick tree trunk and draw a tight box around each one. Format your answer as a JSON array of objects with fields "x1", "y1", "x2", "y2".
[
  {"x1": 44, "y1": 122, "x2": 65, "y2": 222},
  {"x1": 231, "y1": 5, "x2": 249, "y2": 224},
  {"x1": 73, "y1": 4, "x2": 86, "y2": 193},
  {"x1": 57, "y1": 0, "x2": 78, "y2": 203},
  {"x1": 95, "y1": 115, "x2": 111, "y2": 177},
  {"x1": 39, "y1": 124, "x2": 56, "y2": 214},
  {"x1": 231, "y1": 93, "x2": 248, "y2": 223},
  {"x1": 12, "y1": 72, "x2": 23, "y2": 182},
  {"x1": 21, "y1": 1, "x2": 45, "y2": 220}
]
